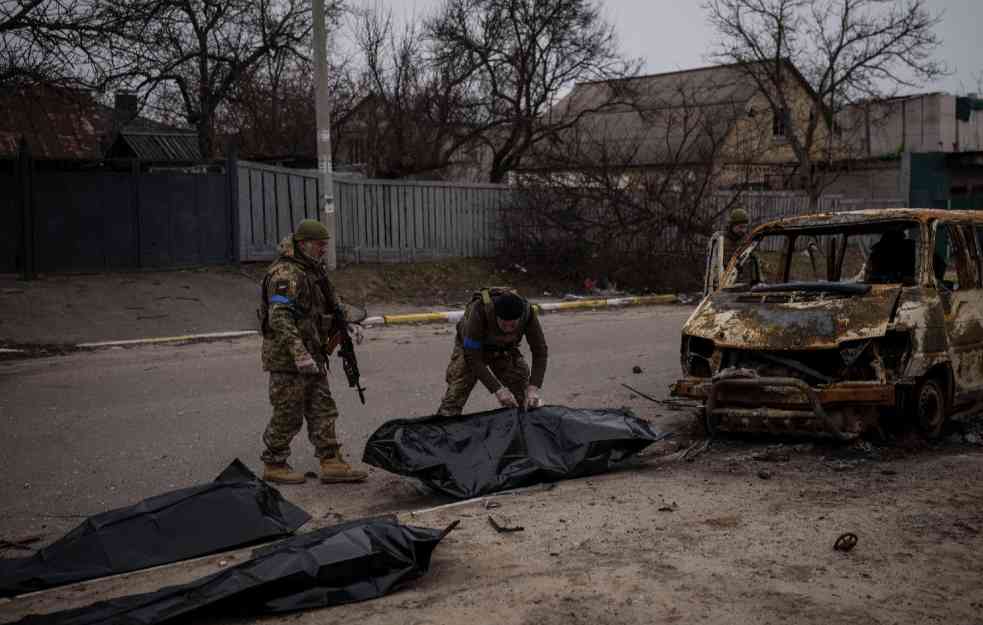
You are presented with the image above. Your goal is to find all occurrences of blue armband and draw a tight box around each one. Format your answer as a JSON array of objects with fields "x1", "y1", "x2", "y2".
[
  {"x1": 270, "y1": 294, "x2": 292, "y2": 305},
  {"x1": 463, "y1": 337, "x2": 482, "y2": 350}
]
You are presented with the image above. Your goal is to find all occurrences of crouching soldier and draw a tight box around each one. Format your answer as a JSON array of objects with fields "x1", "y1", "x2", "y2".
[
  {"x1": 436, "y1": 288, "x2": 548, "y2": 416},
  {"x1": 259, "y1": 219, "x2": 367, "y2": 485}
]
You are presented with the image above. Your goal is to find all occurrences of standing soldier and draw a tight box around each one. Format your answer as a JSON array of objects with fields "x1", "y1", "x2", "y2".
[
  {"x1": 258, "y1": 219, "x2": 367, "y2": 485},
  {"x1": 721, "y1": 207, "x2": 751, "y2": 267},
  {"x1": 437, "y1": 287, "x2": 548, "y2": 416}
]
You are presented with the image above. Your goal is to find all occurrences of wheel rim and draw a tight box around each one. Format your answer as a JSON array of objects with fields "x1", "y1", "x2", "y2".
[{"x1": 917, "y1": 382, "x2": 944, "y2": 433}]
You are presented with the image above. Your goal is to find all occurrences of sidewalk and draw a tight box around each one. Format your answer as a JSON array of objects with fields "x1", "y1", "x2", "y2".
[{"x1": 0, "y1": 267, "x2": 679, "y2": 349}]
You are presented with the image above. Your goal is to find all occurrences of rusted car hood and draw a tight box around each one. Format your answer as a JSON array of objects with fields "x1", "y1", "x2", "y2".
[{"x1": 684, "y1": 286, "x2": 902, "y2": 350}]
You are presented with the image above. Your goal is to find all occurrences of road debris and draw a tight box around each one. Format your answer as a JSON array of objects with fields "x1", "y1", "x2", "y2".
[
  {"x1": 751, "y1": 448, "x2": 790, "y2": 463},
  {"x1": 488, "y1": 516, "x2": 524, "y2": 533},
  {"x1": 657, "y1": 502, "x2": 678, "y2": 512},
  {"x1": 834, "y1": 532, "x2": 859, "y2": 552},
  {"x1": 0, "y1": 535, "x2": 43, "y2": 553},
  {"x1": 757, "y1": 469, "x2": 773, "y2": 480},
  {"x1": 683, "y1": 439, "x2": 711, "y2": 462}
]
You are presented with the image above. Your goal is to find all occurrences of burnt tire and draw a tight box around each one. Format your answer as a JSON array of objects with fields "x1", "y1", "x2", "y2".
[{"x1": 914, "y1": 377, "x2": 946, "y2": 439}]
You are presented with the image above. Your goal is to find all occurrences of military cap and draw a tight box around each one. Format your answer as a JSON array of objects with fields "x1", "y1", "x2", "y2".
[
  {"x1": 294, "y1": 219, "x2": 330, "y2": 241},
  {"x1": 728, "y1": 207, "x2": 749, "y2": 225}
]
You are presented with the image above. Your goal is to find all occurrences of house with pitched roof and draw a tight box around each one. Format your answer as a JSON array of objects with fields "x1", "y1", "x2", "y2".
[
  {"x1": 520, "y1": 59, "x2": 831, "y2": 191},
  {"x1": 0, "y1": 84, "x2": 200, "y2": 164}
]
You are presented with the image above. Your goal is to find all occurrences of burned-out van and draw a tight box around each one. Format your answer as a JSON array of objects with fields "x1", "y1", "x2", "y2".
[{"x1": 671, "y1": 209, "x2": 983, "y2": 439}]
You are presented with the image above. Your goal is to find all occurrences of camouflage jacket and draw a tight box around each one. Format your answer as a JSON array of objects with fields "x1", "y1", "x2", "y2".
[
  {"x1": 456, "y1": 288, "x2": 548, "y2": 393},
  {"x1": 260, "y1": 237, "x2": 342, "y2": 372}
]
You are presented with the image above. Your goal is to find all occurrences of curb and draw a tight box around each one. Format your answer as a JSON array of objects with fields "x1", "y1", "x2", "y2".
[
  {"x1": 76, "y1": 331, "x2": 258, "y2": 349},
  {"x1": 364, "y1": 294, "x2": 678, "y2": 327},
  {"x1": 60, "y1": 294, "x2": 678, "y2": 351}
]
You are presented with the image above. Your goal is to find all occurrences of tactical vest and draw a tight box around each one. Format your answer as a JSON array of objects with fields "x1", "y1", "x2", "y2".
[
  {"x1": 257, "y1": 257, "x2": 319, "y2": 337},
  {"x1": 467, "y1": 287, "x2": 530, "y2": 351}
]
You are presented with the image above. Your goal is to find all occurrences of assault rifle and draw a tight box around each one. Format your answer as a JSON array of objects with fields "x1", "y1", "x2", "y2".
[{"x1": 315, "y1": 271, "x2": 367, "y2": 404}]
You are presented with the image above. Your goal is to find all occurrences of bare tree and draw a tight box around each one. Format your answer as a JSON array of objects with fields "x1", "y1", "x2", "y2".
[
  {"x1": 705, "y1": 0, "x2": 945, "y2": 204},
  {"x1": 428, "y1": 0, "x2": 639, "y2": 182},
  {"x1": 107, "y1": 0, "x2": 343, "y2": 158},
  {"x1": 217, "y1": 49, "x2": 362, "y2": 163},
  {"x1": 345, "y1": 5, "x2": 481, "y2": 178},
  {"x1": 501, "y1": 80, "x2": 756, "y2": 291},
  {"x1": 0, "y1": 0, "x2": 125, "y2": 89}
]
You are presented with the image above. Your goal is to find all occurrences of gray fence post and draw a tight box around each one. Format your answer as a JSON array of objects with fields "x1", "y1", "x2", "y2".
[
  {"x1": 226, "y1": 141, "x2": 240, "y2": 263},
  {"x1": 17, "y1": 137, "x2": 36, "y2": 280},
  {"x1": 131, "y1": 159, "x2": 142, "y2": 268}
]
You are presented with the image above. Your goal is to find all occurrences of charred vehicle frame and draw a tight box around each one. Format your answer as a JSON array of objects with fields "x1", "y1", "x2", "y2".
[{"x1": 672, "y1": 209, "x2": 983, "y2": 439}]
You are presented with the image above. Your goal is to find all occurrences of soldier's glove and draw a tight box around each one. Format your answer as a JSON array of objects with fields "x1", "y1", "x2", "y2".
[
  {"x1": 348, "y1": 323, "x2": 364, "y2": 345},
  {"x1": 295, "y1": 352, "x2": 320, "y2": 375},
  {"x1": 524, "y1": 385, "x2": 543, "y2": 410},
  {"x1": 495, "y1": 387, "x2": 518, "y2": 408}
]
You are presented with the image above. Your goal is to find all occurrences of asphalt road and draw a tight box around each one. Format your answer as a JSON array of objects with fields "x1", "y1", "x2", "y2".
[{"x1": 0, "y1": 306, "x2": 693, "y2": 540}]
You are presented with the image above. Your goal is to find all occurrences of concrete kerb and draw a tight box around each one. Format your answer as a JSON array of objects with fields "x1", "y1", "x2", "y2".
[
  {"x1": 62, "y1": 294, "x2": 677, "y2": 350},
  {"x1": 365, "y1": 294, "x2": 678, "y2": 327}
]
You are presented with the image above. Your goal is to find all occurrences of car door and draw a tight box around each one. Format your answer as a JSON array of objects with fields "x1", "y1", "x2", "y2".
[
  {"x1": 936, "y1": 221, "x2": 983, "y2": 399},
  {"x1": 704, "y1": 233, "x2": 725, "y2": 297}
]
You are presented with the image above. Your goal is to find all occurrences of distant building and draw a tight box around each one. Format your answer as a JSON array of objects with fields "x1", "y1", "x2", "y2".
[
  {"x1": 518, "y1": 59, "x2": 831, "y2": 191},
  {"x1": 829, "y1": 92, "x2": 983, "y2": 206},
  {"x1": 0, "y1": 84, "x2": 200, "y2": 164}
]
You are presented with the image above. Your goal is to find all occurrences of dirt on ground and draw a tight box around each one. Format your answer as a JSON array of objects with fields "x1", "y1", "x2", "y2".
[
  {"x1": 0, "y1": 259, "x2": 584, "y2": 350},
  {"x1": 2, "y1": 411, "x2": 981, "y2": 625},
  {"x1": 239, "y1": 257, "x2": 583, "y2": 308}
]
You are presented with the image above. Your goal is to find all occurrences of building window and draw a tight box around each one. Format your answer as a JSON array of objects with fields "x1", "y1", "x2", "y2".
[{"x1": 772, "y1": 108, "x2": 789, "y2": 138}]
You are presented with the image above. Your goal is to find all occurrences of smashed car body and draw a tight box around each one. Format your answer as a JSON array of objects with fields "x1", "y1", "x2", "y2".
[{"x1": 672, "y1": 209, "x2": 983, "y2": 439}]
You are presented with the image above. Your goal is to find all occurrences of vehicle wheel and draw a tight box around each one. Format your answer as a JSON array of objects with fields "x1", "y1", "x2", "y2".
[{"x1": 913, "y1": 377, "x2": 946, "y2": 439}]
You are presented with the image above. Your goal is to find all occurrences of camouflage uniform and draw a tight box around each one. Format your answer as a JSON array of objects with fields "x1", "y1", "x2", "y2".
[
  {"x1": 260, "y1": 236, "x2": 344, "y2": 464},
  {"x1": 437, "y1": 288, "x2": 548, "y2": 416},
  {"x1": 721, "y1": 208, "x2": 750, "y2": 268}
]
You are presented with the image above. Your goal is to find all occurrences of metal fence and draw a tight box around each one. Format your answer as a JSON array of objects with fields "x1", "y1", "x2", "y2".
[
  {"x1": 3, "y1": 158, "x2": 234, "y2": 274},
  {"x1": 0, "y1": 173, "x2": 16, "y2": 272},
  {"x1": 237, "y1": 161, "x2": 321, "y2": 262},
  {"x1": 237, "y1": 161, "x2": 512, "y2": 262},
  {"x1": 334, "y1": 177, "x2": 510, "y2": 262},
  {"x1": 3, "y1": 153, "x2": 907, "y2": 274}
]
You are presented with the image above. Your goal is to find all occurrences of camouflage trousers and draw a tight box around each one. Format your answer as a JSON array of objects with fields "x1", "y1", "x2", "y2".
[
  {"x1": 261, "y1": 372, "x2": 340, "y2": 465},
  {"x1": 436, "y1": 344, "x2": 530, "y2": 416}
]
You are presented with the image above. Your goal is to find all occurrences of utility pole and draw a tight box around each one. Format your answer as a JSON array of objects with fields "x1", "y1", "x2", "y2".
[{"x1": 313, "y1": 0, "x2": 337, "y2": 269}]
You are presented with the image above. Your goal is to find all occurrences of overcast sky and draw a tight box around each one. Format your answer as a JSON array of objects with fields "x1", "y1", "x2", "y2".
[{"x1": 351, "y1": 0, "x2": 983, "y2": 95}]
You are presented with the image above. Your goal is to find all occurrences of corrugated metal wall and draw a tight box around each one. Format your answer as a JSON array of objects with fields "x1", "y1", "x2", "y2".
[{"x1": 6, "y1": 168, "x2": 232, "y2": 273}]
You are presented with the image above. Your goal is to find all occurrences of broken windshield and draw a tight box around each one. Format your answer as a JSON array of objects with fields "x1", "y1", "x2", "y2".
[{"x1": 728, "y1": 220, "x2": 922, "y2": 290}]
